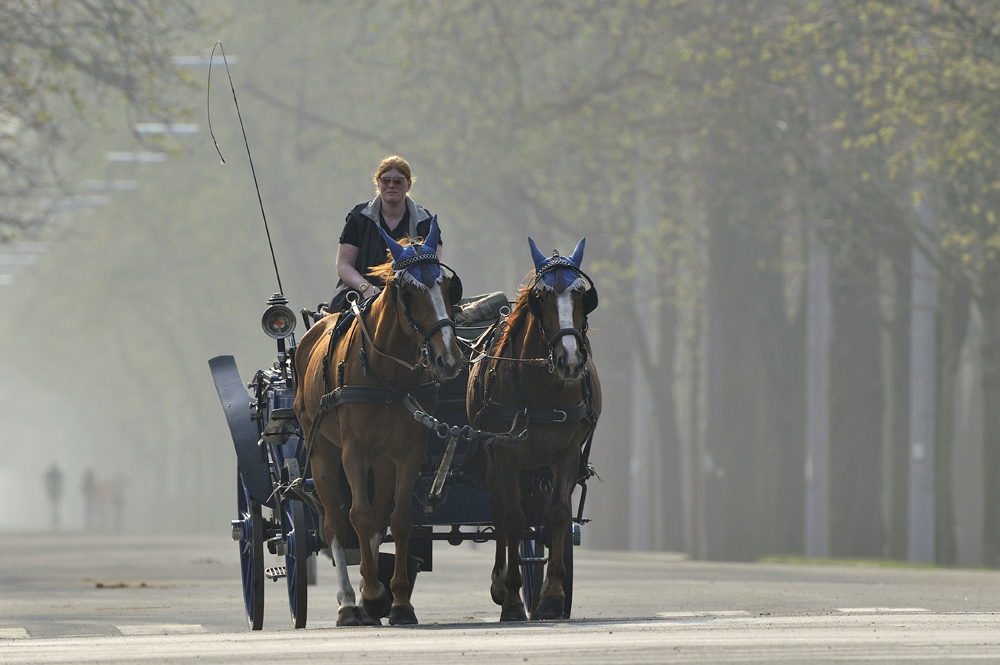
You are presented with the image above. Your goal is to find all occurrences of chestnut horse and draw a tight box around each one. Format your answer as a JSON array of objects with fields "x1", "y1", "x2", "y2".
[
  {"x1": 293, "y1": 218, "x2": 463, "y2": 626},
  {"x1": 468, "y1": 237, "x2": 601, "y2": 621}
]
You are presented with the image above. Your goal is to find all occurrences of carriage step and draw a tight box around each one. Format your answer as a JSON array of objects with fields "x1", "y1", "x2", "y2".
[
  {"x1": 520, "y1": 557, "x2": 547, "y2": 565},
  {"x1": 264, "y1": 566, "x2": 287, "y2": 581}
]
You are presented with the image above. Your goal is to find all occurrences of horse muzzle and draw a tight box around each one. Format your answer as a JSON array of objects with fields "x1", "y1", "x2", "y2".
[
  {"x1": 423, "y1": 319, "x2": 463, "y2": 381},
  {"x1": 550, "y1": 328, "x2": 587, "y2": 382}
]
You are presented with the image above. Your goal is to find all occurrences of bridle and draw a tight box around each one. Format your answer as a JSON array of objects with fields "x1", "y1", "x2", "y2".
[
  {"x1": 525, "y1": 258, "x2": 598, "y2": 370},
  {"x1": 350, "y1": 251, "x2": 462, "y2": 372}
]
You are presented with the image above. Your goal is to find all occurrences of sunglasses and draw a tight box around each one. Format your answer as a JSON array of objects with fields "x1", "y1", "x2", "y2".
[{"x1": 379, "y1": 176, "x2": 407, "y2": 186}]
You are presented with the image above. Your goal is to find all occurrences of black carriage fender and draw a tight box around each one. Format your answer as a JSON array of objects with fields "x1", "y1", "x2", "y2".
[{"x1": 209, "y1": 355, "x2": 274, "y2": 506}]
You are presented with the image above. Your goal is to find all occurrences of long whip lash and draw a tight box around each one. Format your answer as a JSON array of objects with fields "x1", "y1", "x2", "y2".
[{"x1": 207, "y1": 41, "x2": 284, "y2": 295}]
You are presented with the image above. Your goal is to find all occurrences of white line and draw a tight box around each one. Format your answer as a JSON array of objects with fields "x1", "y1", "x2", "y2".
[
  {"x1": 0, "y1": 628, "x2": 29, "y2": 639},
  {"x1": 836, "y1": 607, "x2": 929, "y2": 613},
  {"x1": 115, "y1": 624, "x2": 207, "y2": 636},
  {"x1": 657, "y1": 610, "x2": 751, "y2": 618},
  {"x1": 305, "y1": 621, "x2": 338, "y2": 630}
]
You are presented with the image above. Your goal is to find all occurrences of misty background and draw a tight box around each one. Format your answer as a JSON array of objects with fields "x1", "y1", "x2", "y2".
[{"x1": 2, "y1": 0, "x2": 998, "y2": 568}]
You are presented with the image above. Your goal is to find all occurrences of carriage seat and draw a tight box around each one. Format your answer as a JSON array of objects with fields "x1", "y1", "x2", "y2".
[{"x1": 455, "y1": 291, "x2": 509, "y2": 325}]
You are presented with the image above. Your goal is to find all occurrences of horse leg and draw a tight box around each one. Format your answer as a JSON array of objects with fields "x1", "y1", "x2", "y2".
[
  {"x1": 489, "y1": 493, "x2": 508, "y2": 607},
  {"x1": 385, "y1": 444, "x2": 424, "y2": 626},
  {"x1": 535, "y1": 447, "x2": 579, "y2": 620},
  {"x1": 502, "y1": 472, "x2": 528, "y2": 622},
  {"x1": 487, "y1": 445, "x2": 527, "y2": 622},
  {"x1": 310, "y1": 445, "x2": 365, "y2": 626},
  {"x1": 342, "y1": 448, "x2": 391, "y2": 621}
]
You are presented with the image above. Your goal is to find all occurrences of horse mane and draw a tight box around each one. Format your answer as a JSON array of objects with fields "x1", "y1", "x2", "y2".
[
  {"x1": 366, "y1": 259, "x2": 395, "y2": 285},
  {"x1": 364, "y1": 236, "x2": 420, "y2": 285},
  {"x1": 496, "y1": 271, "x2": 536, "y2": 351}
]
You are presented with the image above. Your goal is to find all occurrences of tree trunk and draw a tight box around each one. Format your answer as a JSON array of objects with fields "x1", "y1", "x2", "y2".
[
  {"x1": 979, "y1": 265, "x2": 1000, "y2": 567},
  {"x1": 655, "y1": 290, "x2": 684, "y2": 551},
  {"x1": 935, "y1": 277, "x2": 970, "y2": 565},
  {"x1": 707, "y1": 212, "x2": 804, "y2": 560},
  {"x1": 829, "y1": 239, "x2": 885, "y2": 558},
  {"x1": 885, "y1": 239, "x2": 912, "y2": 560}
]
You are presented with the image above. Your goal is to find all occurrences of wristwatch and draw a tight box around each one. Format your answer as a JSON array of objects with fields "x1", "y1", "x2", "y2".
[{"x1": 358, "y1": 282, "x2": 370, "y2": 294}]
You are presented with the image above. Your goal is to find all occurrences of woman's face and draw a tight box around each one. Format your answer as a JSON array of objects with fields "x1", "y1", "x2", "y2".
[{"x1": 378, "y1": 168, "x2": 411, "y2": 205}]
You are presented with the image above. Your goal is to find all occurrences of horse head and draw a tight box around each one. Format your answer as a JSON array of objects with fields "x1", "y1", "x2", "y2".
[
  {"x1": 527, "y1": 237, "x2": 598, "y2": 381},
  {"x1": 378, "y1": 216, "x2": 464, "y2": 381}
]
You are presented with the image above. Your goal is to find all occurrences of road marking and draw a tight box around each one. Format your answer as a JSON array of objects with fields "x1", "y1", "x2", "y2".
[
  {"x1": 836, "y1": 607, "x2": 929, "y2": 614},
  {"x1": 305, "y1": 620, "x2": 338, "y2": 629},
  {"x1": 657, "y1": 610, "x2": 750, "y2": 618},
  {"x1": 0, "y1": 628, "x2": 29, "y2": 639},
  {"x1": 115, "y1": 624, "x2": 207, "y2": 636}
]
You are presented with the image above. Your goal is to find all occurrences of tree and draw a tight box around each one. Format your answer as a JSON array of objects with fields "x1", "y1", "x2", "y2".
[
  {"x1": 0, "y1": 0, "x2": 201, "y2": 243},
  {"x1": 772, "y1": 0, "x2": 1000, "y2": 563}
]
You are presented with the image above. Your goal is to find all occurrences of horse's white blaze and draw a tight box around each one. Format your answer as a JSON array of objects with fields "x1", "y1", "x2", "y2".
[
  {"x1": 557, "y1": 289, "x2": 580, "y2": 363},
  {"x1": 331, "y1": 536, "x2": 357, "y2": 607},
  {"x1": 429, "y1": 283, "x2": 456, "y2": 352}
]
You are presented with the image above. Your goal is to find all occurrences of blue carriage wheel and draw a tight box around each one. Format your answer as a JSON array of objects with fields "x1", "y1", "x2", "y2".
[
  {"x1": 562, "y1": 526, "x2": 575, "y2": 619},
  {"x1": 519, "y1": 534, "x2": 543, "y2": 617},
  {"x1": 283, "y1": 459, "x2": 309, "y2": 629},
  {"x1": 520, "y1": 527, "x2": 575, "y2": 620},
  {"x1": 236, "y1": 470, "x2": 265, "y2": 630}
]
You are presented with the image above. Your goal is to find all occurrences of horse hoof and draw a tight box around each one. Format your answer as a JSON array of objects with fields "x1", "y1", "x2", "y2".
[
  {"x1": 389, "y1": 606, "x2": 419, "y2": 626},
  {"x1": 491, "y1": 584, "x2": 505, "y2": 606},
  {"x1": 336, "y1": 606, "x2": 365, "y2": 627},
  {"x1": 500, "y1": 604, "x2": 528, "y2": 622},
  {"x1": 362, "y1": 591, "x2": 393, "y2": 620},
  {"x1": 536, "y1": 596, "x2": 565, "y2": 620},
  {"x1": 361, "y1": 609, "x2": 383, "y2": 626}
]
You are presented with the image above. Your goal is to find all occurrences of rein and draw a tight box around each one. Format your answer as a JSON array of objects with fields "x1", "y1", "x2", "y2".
[{"x1": 350, "y1": 294, "x2": 426, "y2": 371}]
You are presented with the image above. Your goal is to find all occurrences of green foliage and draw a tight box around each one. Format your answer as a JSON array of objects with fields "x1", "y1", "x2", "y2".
[{"x1": 0, "y1": 0, "x2": 203, "y2": 242}]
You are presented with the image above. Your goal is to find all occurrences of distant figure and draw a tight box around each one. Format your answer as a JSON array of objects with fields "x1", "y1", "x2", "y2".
[
  {"x1": 44, "y1": 463, "x2": 64, "y2": 530},
  {"x1": 81, "y1": 468, "x2": 96, "y2": 530}
]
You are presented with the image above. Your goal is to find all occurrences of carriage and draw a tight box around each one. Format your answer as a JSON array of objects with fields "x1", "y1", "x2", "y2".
[{"x1": 209, "y1": 235, "x2": 600, "y2": 630}]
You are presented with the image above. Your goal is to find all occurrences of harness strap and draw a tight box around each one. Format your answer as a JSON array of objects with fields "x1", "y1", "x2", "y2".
[
  {"x1": 320, "y1": 382, "x2": 439, "y2": 409},
  {"x1": 484, "y1": 400, "x2": 589, "y2": 425}
]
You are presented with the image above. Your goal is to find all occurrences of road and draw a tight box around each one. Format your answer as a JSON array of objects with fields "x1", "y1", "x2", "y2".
[{"x1": 2, "y1": 533, "x2": 1000, "y2": 663}]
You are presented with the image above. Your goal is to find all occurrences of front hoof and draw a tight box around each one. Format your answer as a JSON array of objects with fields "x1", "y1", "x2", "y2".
[
  {"x1": 389, "y1": 605, "x2": 418, "y2": 625},
  {"x1": 491, "y1": 582, "x2": 505, "y2": 606},
  {"x1": 500, "y1": 604, "x2": 528, "y2": 622},
  {"x1": 362, "y1": 590, "x2": 392, "y2": 620},
  {"x1": 336, "y1": 606, "x2": 365, "y2": 627},
  {"x1": 361, "y1": 609, "x2": 383, "y2": 626},
  {"x1": 536, "y1": 595, "x2": 565, "y2": 620}
]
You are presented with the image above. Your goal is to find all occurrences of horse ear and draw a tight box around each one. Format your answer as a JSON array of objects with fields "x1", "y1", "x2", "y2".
[
  {"x1": 423, "y1": 215, "x2": 440, "y2": 252},
  {"x1": 378, "y1": 225, "x2": 405, "y2": 261},
  {"x1": 569, "y1": 237, "x2": 586, "y2": 268},
  {"x1": 528, "y1": 237, "x2": 546, "y2": 270}
]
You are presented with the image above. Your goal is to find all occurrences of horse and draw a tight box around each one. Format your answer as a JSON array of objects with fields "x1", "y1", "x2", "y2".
[
  {"x1": 467, "y1": 237, "x2": 602, "y2": 621},
  {"x1": 293, "y1": 217, "x2": 464, "y2": 626}
]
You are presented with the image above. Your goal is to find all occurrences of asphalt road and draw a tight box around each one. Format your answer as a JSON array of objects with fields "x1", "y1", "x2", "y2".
[{"x1": 2, "y1": 533, "x2": 1000, "y2": 663}]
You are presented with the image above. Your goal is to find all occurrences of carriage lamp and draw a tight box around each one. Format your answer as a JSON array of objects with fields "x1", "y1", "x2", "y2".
[{"x1": 261, "y1": 294, "x2": 296, "y2": 339}]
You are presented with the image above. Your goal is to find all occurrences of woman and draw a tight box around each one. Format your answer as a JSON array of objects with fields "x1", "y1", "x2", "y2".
[{"x1": 327, "y1": 155, "x2": 443, "y2": 312}]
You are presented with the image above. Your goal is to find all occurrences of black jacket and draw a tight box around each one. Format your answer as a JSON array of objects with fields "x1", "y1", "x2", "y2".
[{"x1": 327, "y1": 196, "x2": 437, "y2": 311}]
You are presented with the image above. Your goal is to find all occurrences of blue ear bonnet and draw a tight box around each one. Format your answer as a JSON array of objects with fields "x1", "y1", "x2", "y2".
[
  {"x1": 379, "y1": 215, "x2": 442, "y2": 289},
  {"x1": 528, "y1": 237, "x2": 588, "y2": 294},
  {"x1": 390, "y1": 243, "x2": 441, "y2": 288},
  {"x1": 527, "y1": 236, "x2": 598, "y2": 315}
]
